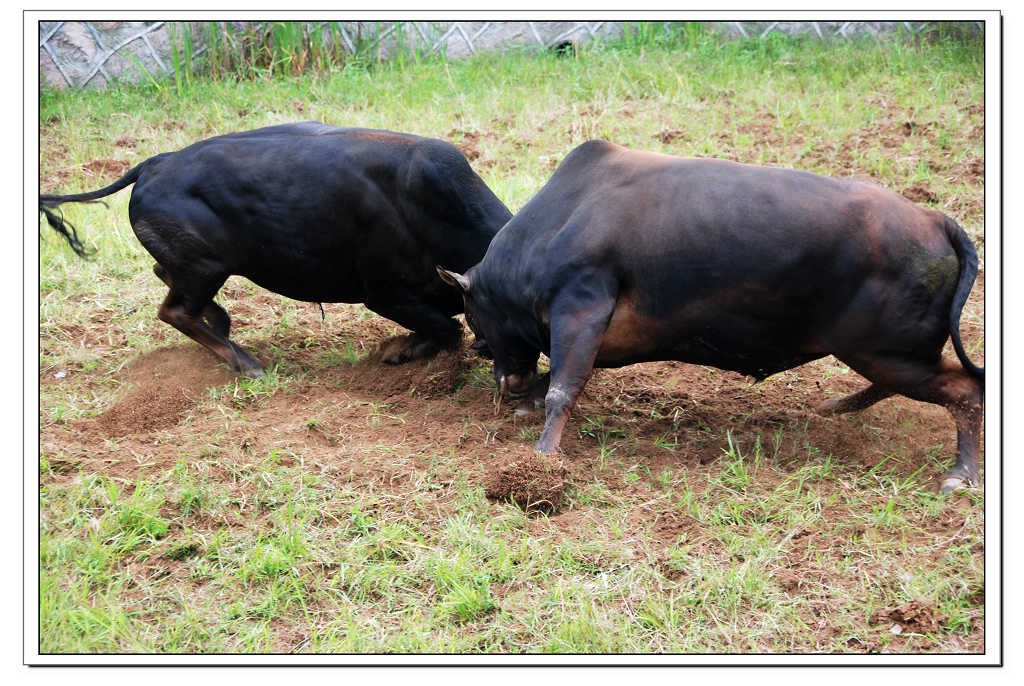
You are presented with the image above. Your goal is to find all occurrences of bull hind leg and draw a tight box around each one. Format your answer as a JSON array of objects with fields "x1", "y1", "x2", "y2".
[
  {"x1": 838, "y1": 354, "x2": 983, "y2": 492},
  {"x1": 153, "y1": 265, "x2": 263, "y2": 376},
  {"x1": 816, "y1": 383, "x2": 895, "y2": 416},
  {"x1": 154, "y1": 264, "x2": 231, "y2": 338}
]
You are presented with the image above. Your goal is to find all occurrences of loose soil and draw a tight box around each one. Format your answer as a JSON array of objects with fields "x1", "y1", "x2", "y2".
[
  {"x1": 43, "y1": 290, "x2": 985, "y2": 518},
  {"x1": 41, "y1": 310, "x2": 984, "y2": 653},
  {"x1": 92, "y1": 347, "x2": 233, "y2": 437}
]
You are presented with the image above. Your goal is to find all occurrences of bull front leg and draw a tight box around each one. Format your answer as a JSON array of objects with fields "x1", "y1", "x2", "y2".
[{"x1": 534, "y1": 277, "x2": 618, "y2": 454}]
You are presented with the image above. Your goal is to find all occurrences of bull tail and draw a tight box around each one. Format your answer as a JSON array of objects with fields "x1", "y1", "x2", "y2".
[
  {"x1": 39, "y1": 160, "x2": 148, "y2": 258},
  {"x1": 942, "y1": 214, "x2": 984, "y2": 380}
]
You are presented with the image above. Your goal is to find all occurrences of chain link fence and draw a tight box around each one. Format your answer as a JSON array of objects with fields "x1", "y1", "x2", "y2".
[{"x1": 39, "y1": 20, "x2": 982, "y2": 90}]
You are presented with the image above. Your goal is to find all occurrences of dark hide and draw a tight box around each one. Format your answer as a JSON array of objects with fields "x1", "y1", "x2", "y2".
[{"x1": 41, "y1": 123, "x2": 512, "y2": 374}]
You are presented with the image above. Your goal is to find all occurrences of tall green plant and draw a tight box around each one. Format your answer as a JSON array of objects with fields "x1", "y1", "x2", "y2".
[
  {"x1": 185, "y1": 21, "x2": 400, "y2": 80},
  {"x1": 167, "y1": 22, "x2": 195, "y2": 95}
]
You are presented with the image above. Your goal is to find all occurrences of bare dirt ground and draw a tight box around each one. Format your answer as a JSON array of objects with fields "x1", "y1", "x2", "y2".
[{"x1": 45, "y1": 307, "x2": 983, "y2": 504}]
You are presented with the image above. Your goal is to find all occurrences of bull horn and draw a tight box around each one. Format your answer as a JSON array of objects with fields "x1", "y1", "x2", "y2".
[{"x1": 436, "y1": 266, "x2": 470, "y2": 293}]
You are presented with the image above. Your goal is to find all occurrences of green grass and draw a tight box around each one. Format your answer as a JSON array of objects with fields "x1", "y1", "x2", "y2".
[
  {"x1": 38, "y1": 449, "x2": 985, "y2": 652},
  {"x1": 38, "y1": 24, "x2": 985, "y2": 655}
]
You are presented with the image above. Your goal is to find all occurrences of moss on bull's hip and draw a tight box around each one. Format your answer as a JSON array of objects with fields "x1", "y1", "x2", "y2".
[{"x1": 913, "y1": 253, "x2": 960, "y2": 294}]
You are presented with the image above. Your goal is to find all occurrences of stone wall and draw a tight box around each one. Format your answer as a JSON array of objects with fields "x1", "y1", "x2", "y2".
[{"x1": 39, "y1": 20, "x2": 982, "y2": 90}]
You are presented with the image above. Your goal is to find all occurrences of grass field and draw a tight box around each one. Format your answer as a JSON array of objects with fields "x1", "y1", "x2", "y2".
[{"x1": 37, "y1": 25, "x2": 986, "y2": 655}]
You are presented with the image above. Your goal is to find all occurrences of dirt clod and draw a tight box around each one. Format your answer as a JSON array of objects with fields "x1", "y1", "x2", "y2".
[
  {"x1": 873, "y1": 600, "x2": 945, "y2": 635},
  {"x1": 448, "y1": 128, "x2": 483, "y2": 161},
  {"x1": 485, "y1": 449, "x2": 570, "y2": 514},
  {"x1": 902, "y1": 183, "x2": 938, "y2": 204},
  {"x1": 654, "y1": 128, "x2": 688, "y2": 144}
]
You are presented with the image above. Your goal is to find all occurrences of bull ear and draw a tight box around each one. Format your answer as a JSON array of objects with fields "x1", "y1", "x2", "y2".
[{"x1": 436, "y1": 266, "x2": 471, "y2": 293}]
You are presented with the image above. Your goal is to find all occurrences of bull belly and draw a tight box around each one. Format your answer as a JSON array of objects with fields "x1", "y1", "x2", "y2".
[
  {"x1": 674, "y1": 345, "x2": 825, "y2": 380},
  {"x1": 596, "y1": 337, "x2": 824, "y2": 380},
  {"x1": 241, "y1": 268, "x2": 364, "y2": 304}
]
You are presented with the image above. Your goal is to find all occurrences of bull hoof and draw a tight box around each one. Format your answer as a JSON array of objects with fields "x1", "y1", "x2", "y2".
[
  {"x1": 231, "y1": 351, "x2": 264, "y2": 377},
  {"x1": 513, "y1": 397, "x2": 545, "y2": 417},
  {"x1": 512, "y1": 373, "x2": 549, "y2": 416},
  {"x1": 231, "y1": 359, "x2": 263, "y2": 377},
  {"x1": 514, "y1": 404, "x2": 533, "y2": 417},
  {"x1": 938, "y1": 474, "x2": 974, "y2": 495},
  {"x1": 815, "y1": 397, "x2": 841, "y2": 416},
  {"x1": 378, "y1": 334, "x2": 454, "y2": 365}
]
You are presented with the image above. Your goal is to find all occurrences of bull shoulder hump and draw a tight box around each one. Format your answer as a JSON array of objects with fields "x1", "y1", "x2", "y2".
[{"x1": 558, "y1": 140, "x2": 621, "y2": 169}]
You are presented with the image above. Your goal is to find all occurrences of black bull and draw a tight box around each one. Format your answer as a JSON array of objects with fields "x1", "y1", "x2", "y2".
[
  {"x1": 40, "y1": 123, "x2": 512, "y2": 374},
  {"x1": 440, "y1": 140, "x2": 984, "y2": 491}
]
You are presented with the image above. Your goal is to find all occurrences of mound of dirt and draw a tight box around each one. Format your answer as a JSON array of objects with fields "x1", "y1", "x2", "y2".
[
  {"x1": 485, "y1": 448, "x2": 570, "y2": 513},
  {"x1": 92, "y1": 346, "x2": 233, "y2": 437},
  {"x1": 873, "y1": 600, "x2": 946, "y2": 635}
]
